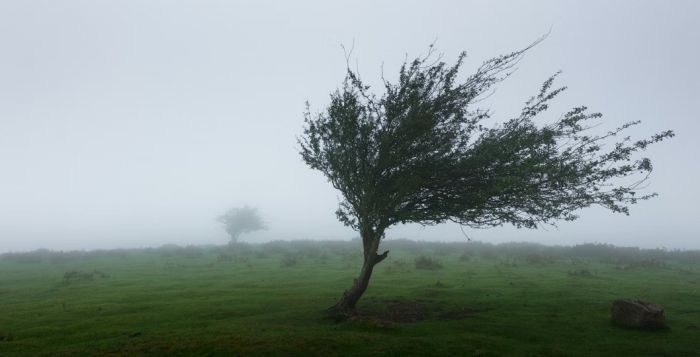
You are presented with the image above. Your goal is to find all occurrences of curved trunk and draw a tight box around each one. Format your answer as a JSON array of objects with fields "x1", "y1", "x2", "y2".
[
  {"x1": 228, "y1": 232, "x2": 241, "y2": 244},
  {"x1": 329, "y1": 229, "x2": 389, "y2": 317}
]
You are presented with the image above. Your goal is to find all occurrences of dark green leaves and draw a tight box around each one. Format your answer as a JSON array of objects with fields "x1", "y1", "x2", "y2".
[{"x1": 299, "y1": 44, "x2": 673, "y2": 235}]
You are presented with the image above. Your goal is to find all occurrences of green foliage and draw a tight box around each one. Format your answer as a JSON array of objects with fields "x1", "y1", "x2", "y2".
[{"x1": 299, "y1": 42, "x2": 673, "y2": 236}]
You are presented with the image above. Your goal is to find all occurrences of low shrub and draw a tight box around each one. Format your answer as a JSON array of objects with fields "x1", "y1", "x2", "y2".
[
  {"x1": 384, "y1": 259, "x2": 412, "y2": 274},
  {"x1": 458, "y1": 251, "x2": 475, "y2": 262},
  {"x1": 1, "y1": 250, "x2": 50, "y2": 264},
  {"x1": 254, "y1": 251, "x2": 269, "y2": 259},
  {"x1": 617, "y1": 259, "x2": 666, "y2": 270},
  {"x1": 281, "y1": 254, "x2": 301, "y2": 267},
  {"x1": 63, "y1": 270, "x2": 108, "y2": 282},
  {"x1": 568, "y1": 268, "x2": 592, "y2": 277},
  {"x1": 414, "y1": 255, "x2": 443, "y2": 270}
]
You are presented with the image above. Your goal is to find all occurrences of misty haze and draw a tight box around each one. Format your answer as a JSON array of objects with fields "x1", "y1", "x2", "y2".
[{"x1": 1, "y1": 1, "x2": 699, "y2": 356}]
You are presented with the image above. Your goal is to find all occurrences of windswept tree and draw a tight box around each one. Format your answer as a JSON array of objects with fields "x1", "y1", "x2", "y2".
[
  {"x1": 299, "y1": 42, "x2": 673, "y2": 315},
  {"x1": 218, "y1": 206, "x2": 267, "y2": 244}
]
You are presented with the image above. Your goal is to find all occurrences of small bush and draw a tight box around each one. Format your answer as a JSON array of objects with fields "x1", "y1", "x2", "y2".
[
  {"x1": 414, "y1": 255, "x2": 443, "y2": 270},
  {"x1": 175, "y1": 246, "x2": 204, "y2": 258},
  {"x1": 431, "y1": 245, "x2": 454, "y2": 257},
  {"x1": 1, "y1": 250, "x2": 50, "y2": 264},
  {"x1": 434, "y1": 280, "x2": 450, "y2": 288},
  {"x1": 337, "y1": 250, "x2": 362, "y2": 263},
  {"x1": 479, "y1": 249, "x2": 497, "y2": 260},
  {"x1": 261, "y1": 241, "x2": 292, "y2": 256},
  {"x1": 254, "y1": 251, "x2": 269, "y2": 259},
  {"x1": 315, "y1": 252, "x2": 329, "y2": 265},
  {"x1": 63, "y1": 270, "x2": 108, "y2": 282},
  {"x1": 281, "y1": 254, "x2": 301, "y2": 267},
  {"x1": 384, "y1": 259, "x2": 412, "y2": 274},
  {"x1": 49, "y1": 251, "x2": 86, "y2": 264},
  {"x1": 568, "y1": 269, "x2": 592, "y2": 277},
  {"x1": 458, "y1": 251, "x2": 475, "y2": 262},
  {"x1": 617, "y1": 259, "x2": 666, "y2": 270},
  {"x1": 498, "y1": 259, "x2": 518, "y2": 268},
  {"x1": 300, "y1": 247, "x2": 323, "y2": 259}
]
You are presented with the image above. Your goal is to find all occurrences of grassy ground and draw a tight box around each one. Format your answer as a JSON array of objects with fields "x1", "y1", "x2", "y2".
[{"x1": 1, "y1": 241, "x2": 699, "y2": 356}]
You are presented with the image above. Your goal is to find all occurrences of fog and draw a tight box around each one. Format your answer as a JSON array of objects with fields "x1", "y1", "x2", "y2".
[{"x1": 1, "y1": 0, "x2": 698, "y2": 252}]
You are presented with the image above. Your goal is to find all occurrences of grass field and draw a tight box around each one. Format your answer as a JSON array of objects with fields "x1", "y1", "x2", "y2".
[{"x1": 1, "y1": 240, "x2": 699, "y2": 356}]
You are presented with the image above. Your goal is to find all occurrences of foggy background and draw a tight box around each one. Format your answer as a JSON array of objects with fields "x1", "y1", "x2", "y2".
[{"x1": 0, "y1": 0, "x2": 698, "y2": 252}]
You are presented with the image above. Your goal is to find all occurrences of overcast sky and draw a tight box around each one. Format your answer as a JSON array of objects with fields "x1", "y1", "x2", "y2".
[{"x1": 0, "y1": 0, "x2": 698, "y2": 252}]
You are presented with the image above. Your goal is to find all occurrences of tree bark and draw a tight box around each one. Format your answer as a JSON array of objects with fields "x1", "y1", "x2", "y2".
[{"x1": 328, "y1": 229, "x2": 388, "y2": 317}]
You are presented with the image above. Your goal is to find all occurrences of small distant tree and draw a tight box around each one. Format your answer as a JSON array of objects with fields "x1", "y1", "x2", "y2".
[
  {"x1": 218, "y1": 206, "x2": 267, "y2": 244},
  {"x1": 299, "y1": 41, "x2": 673, "y2": 316}
]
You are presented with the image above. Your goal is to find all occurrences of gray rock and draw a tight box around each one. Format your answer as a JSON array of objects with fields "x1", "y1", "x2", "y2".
[{"x1": 611, "y1": 299, "x2": 666, "y2": 329}]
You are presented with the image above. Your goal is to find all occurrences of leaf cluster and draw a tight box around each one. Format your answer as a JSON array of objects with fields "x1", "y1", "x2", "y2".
[
  {"x1": 218, "y1": 206, "x2": 267, "y2": 239},
  {"x1": 299, "y1": 42, "x2": 673, "y2": 233}
]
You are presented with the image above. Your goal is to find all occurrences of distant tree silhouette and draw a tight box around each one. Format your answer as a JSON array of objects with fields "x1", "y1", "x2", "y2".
[
  {"x1": 299, "y1": 40, "x2": 674, "y2": 316},
  {"x1": 218, "y1": 206, "x2": 267, "y2": 244}
]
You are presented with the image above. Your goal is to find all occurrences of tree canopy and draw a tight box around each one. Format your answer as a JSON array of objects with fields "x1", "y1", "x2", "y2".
[
  {"x1": 298, "y1": 42, "x2": 673, "y2": 314},
  {"x1": 300, "y1": 44, "x2": 672, "y2": 234},
  {"x1": 218, "y1": 206, "x2": 267, "y2": 244}
]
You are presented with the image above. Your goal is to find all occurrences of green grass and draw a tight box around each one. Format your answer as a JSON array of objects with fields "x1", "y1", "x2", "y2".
[{"x1": 1, "y1": 241, "x2": 699, "y2": 356}]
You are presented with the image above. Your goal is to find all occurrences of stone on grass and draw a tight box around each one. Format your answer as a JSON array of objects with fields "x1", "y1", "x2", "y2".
[{"x1": 611, "y1": 299, "x2": 666, "y2": 330}]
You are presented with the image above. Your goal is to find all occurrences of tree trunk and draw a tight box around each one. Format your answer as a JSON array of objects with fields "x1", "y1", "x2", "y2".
[
  {"x1": 228, "y1": 232, "x2": 240, "y2": 244},
  {"x1": 329, "y1": 229, "x2": 388, "y2": 317}
]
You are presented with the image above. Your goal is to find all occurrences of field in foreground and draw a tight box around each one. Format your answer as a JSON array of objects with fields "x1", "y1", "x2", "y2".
[{"x1": 1, "y1": 240, "x2": 699, "y2": 356}]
